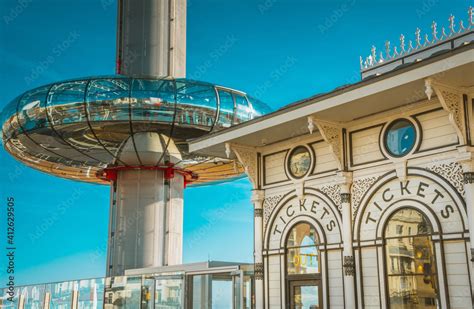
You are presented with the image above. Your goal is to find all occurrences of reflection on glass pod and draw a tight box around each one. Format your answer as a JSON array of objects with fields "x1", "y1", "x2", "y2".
[{"x1": 0, "y1": 76, "x2": 272, "y2": 185}]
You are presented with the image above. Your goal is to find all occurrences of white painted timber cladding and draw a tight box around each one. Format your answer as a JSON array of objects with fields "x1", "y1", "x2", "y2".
[
  {"x1": 361, "y1": 247, "x2": 381, "y2": 308},
  {"x1": 416, "y1": 109, "x2": 458, "y2": 151},
  {"x1": 264, "y1": 151, "x2": 288, "y2": 185},
  {"x1": 443, "y1": 240, "x2": 472, "y2": 308},
  {"x1": 268, "y1": 255, "x2": 282, "y2": 308},
  {"x1": 350, "y1": 125, "x2": 384, "y2": 166},
  {"x1": 327, "y1": 250, "x2": 344, "y2": 308},
  {"x1": 258, "y1": 100, "x2": 472, "y2": 308},
  {"x1": 311, "y1": 141, "x2": 339, "y2": 173}
]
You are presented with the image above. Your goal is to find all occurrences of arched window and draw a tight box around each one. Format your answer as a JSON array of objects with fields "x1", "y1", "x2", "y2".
[
  {"x1": 384, "y1": 208, "x2": 438, "y2": 308},
  {"x1": 286, "y1": 222, "x2": 319, "y2": 275}
]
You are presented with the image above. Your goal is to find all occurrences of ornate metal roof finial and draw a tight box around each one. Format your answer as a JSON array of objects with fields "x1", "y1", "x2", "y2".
[
  {"x1": 448, "y1": 14, "x2": 455, "y2": 35},
  {"x1": 408, "y1": 40, "x2": 415, "y2": 52},
  {"x1": 424, "y1": 33, "x2": 430, "y2": 46},
  {"x1": 400, "y1": 34, "x2": 406, "y2": 53},
  {"x1": 379, "y1": 51, "x2": 384, "y2": 63},
  {"x1": 385, "y1": 40, "x2": 391, "y2": 59},
  {"x1": 459, "y1": 20, "x2": 466, "y2": 32},
  {"x1": 393, "y1": 46, "x2": 399, "y2": 56},
  {"x1": 441, "y1": 27, "x2": 448, "y2": 39},
  {"x1": 359, "y1": 56, "x2": 364, "y2": 69},
  {"x1": 469, "y1": 6, "x2": 473, "y2": 27},
  {"x1": 371, "y1": 45, "x2": 377, "y2": 63},
  {"x1": 431, "y1": 21, "x2": 438, "y2": 42},
  {"x1": 415, "y1": 28, "x2": 422, "y2": 47}
]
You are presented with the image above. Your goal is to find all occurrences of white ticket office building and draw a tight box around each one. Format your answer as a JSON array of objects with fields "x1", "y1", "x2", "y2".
[{"x1": 189, "y1": 12, "x2": 474, "y2": 309}]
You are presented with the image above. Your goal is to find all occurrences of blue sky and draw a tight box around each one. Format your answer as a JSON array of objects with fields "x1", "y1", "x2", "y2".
[{"x1": 0, "y1": 0, "x2": 470, "y2": 285}]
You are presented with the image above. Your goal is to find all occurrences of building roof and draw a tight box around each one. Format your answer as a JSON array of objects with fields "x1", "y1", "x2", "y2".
[{"x1": 189, "y1": 37, "x2": 473, "y2": 159}]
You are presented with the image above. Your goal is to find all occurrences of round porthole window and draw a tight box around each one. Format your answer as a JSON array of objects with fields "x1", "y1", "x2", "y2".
[
  {"x1": 384, "y1": 119, "x2": 417, "y2": 157},
  {"x1": 288, "y1": 146, "x2": 312, "y2": 178}
]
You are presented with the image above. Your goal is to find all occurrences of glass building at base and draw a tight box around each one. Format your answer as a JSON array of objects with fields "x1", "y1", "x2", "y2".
[{"x1": 0, "y1": 262, "x2": 253, "y2": 308}]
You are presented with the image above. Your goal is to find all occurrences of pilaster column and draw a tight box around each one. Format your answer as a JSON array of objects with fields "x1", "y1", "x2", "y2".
[
  {"x1": 337, "y1": 172, "x2": 356, "y2": 309},
  {"x1": 463, "y1": 167, "x2": 474, "y2": 301},
  {"x1": 459, "y1": 147, "x2": 474, "y2": 298},
  {"x1": 462, "y1": 164, "x2": 474, "y2": 258},
  {"x1": 252, "y1": 189, "x2": 265, "y2": 309}
]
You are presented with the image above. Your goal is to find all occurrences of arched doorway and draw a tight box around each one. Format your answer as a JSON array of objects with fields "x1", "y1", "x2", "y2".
[
  {"x1": 285, "y1": 222, "x2": 322, "y2": 309},
  {"x1": 384, "y1": 208, "x2": 439, "y2": 309}
]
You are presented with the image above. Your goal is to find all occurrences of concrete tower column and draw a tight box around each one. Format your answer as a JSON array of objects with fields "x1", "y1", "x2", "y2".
[
  {"x1": 252, "y1": 189, "x2": 265, "y2": 309},
  {"x1": 106, "y1": 133, "x2": 184, "y2": 276},
  {"x1": 117, "y1": 0, "x2": 186, "y2": 78}
]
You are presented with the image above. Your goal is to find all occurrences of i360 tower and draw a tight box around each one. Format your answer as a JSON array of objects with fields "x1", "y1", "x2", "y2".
[{"x1": 0, "y1": 0, "x2": 270, "y2": 277}]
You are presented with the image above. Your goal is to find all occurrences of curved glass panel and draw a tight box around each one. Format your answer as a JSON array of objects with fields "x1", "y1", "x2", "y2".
[
  {"x1": 1, "y1": 76, "x2": 272, "y2": 185},
  {"x1": 47, "y1": 80, "x2": 87, "y2": 125},
  {"x1": 385, "y1": 208, "x2": 438, "y2": 309},
  {"x1": 384, "y1": 119, "x2": 416, "y2": 157},
  {"x1": 234, "y1": 94, "x2": 251, "y2": 124},
  {"x1": 1, "y1": 96, "x2": 21, "y2": 141},
  {"x1": 288, "y1": 146, "x2": 311, "y2": 178},
  {"x1": 18, "y1": 85, "x2": 50, "y2": 132},
  {"x1": 286, "y1": 223, "x2": 319, "y2": 275},
  {"x1": 86, "y1": 78, "x2": 131, "y2": 122},
  {"x1": 216, "y1": 89, "x2": 234, "y2": 129},
  {"x1": 131, "y1": 79, "x2": 176, "y2": 125},
  {"x1": 175, "y1": 81, "x2": 217, "y2": 132},
  {"x1": 247, "y1": 96, "x2": 272, "y2": 118}
]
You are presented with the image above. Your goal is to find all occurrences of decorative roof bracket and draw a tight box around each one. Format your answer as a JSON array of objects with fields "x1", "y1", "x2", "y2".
[
  {"x1": 225, "y1": 142, "x2": 258, "y2": 188},
  {"x1": 425, "y1": 78, "x2": 466, "y2": 145},
  {"x1": 308, "y1": 117, "x2": 344, "y2": 170}
]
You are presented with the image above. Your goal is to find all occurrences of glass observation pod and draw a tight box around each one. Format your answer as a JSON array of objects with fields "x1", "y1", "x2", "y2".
[
  {"x1": 0, "y1": 76, "x2": 271, "y2": 185},
  {"x1": 0, "y1": 262, "x2": 254, "y2": 309}
]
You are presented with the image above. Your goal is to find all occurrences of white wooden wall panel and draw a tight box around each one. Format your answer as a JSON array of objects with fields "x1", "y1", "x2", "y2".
[
  {"x1": 443, "y1": 241, "x2": 472, "y2": 309},
  {"x1": 311, "y1": 142, "x2": 338, "y2": 174},
  {"x1": 327, "y1": 250, "x2": 344, "y2": 308},
  {"x1": 361, "y1": 246, "x2": 381, "y2": 308},
  {"x1": 350, "y1": 126, "x2": 384, "y2": 166},
  {"x1": 417, "y1": 109, "x2": 458, "y2": 151},
  {"x1": 264, "y1": 151, "x2": 288, "y2": 185},
  {"x1": 268, "y1": 254, "x2": 282, "y2": 308}
]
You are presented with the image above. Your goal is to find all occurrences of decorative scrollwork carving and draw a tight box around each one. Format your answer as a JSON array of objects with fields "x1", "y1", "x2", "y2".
[
  {"x1": 351, "y1": 176, "x2": 379, "y2": 218},
  {"x1": 263, "y1": 194, "x2": 283, "y2": 228},
  {"x1": 425, "y1": 162, "x2": 465, "y2": 196},
  {"x1": 320, "y1": 184, "x2": 342, "y2": 212},
  {"x1": 426, "y1": 79, "x2": 466, "y2": 145}
]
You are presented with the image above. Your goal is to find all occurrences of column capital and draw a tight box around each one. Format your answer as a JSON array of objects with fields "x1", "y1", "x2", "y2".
[
  {"x1": 464, "y1": 172, "x2": 474, "y2": 185},
  {"x1": 457, "y1": 146, "x2": 474, "y2": 172},
  {"x1": 340, "y1": 193, "x2": 351, "y2": 204},
  {"x1": 251, "y1": 189, "x2": 265, "y2": 204},
  {"x1": 334, "y1": 171, "x2": 353, "y2": 193}
]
